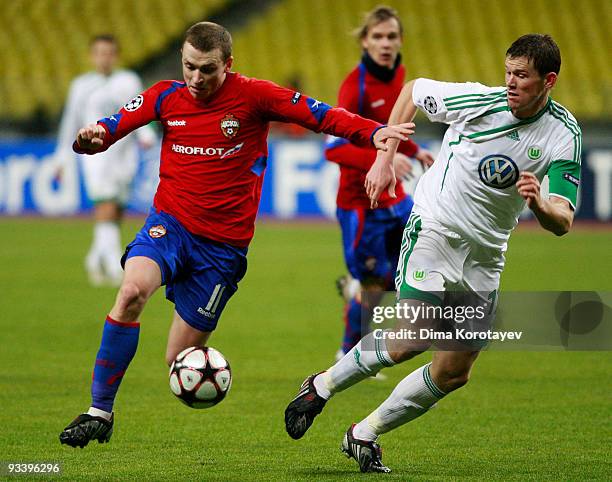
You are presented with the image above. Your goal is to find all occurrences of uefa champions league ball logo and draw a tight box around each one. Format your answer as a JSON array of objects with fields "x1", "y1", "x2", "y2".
[
  {"x1": 423, "y1": 96, "x2": 438, "y2": 114},
  {"x1": 124, "y1": 95, "x2": 144, "y2": 112}
]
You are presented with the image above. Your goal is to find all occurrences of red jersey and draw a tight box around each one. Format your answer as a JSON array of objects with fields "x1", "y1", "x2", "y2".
[
  {"x1": 74, "y1": 73, "x2": 382, "y2": 247},
  {"x1": 325, "y1": 61, "x2": 420, "y2": 209}
]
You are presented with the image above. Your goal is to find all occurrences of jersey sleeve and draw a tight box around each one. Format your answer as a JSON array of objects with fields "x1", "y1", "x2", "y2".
[
  {"x1": 73, "y1": 81, "x2": 166, "y2": 154},
  {"x1": 413, "y1": 78, "x2": 507, "y2": 125},
  {"x1": 546, "y1": 129, "x2": 582, "y2": 209},
  {"x1": 249, "y1": 78, "x2": 380, "y2": 148},
  {"x1": 121, "y1": 72, "x2": 158, "y2": 146}
]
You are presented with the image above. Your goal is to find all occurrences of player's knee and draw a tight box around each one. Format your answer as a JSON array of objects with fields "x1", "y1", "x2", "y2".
[
  {"x1": 116, "y1": 282, "x2": 147, "y2": 315},
  {"x1": 436, "y1": 365, "x2": 471, "y2": 392},
  {"x1": 445, "y1": 371, "x2": 470, "y2": 391},
  {"x1": 387, "y1": 344, "x2": 425, "y2": 363},
  {"x1": 388, "y1": 350, "x2": 416, "y2": 364}
]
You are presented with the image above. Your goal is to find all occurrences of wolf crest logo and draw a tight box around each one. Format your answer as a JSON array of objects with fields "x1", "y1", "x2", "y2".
[
  {"x1": 527, "y1": 145, "x2": 542, "y2": 160},
  {"x1": 220, "y1": 114, "x2": 240, "y2": 139}
]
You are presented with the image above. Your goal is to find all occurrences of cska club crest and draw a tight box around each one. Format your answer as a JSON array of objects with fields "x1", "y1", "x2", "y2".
[
  {"x1": 220, "y1": 113, "x2": 240, "y2": 139},
  {"x1": 148, "y1": 225, "x2": 167, "y2": 238}
]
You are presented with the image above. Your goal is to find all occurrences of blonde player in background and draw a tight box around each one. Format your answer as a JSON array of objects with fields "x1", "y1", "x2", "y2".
[{"x1": 55, "y1": 34, "x2": 156, "y2": 286}]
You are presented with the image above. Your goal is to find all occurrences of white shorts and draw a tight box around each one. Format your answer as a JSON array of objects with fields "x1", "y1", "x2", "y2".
[
  {"x1": 80, "y1": 143, "x2": 138, "y2": 204},
  {"x1": 395, "y1": 212, "x2": 505, "y2": 305}
]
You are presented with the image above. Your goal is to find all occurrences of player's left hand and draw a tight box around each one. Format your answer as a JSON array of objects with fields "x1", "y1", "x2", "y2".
[
  {"x1": 365, "y1": 150, "x2": 396, "y2": 209},
  {"x1": 516, "y1": 171, "x2": 543, "y2": 210},
  {"x1": 372, "y1": 123, "x2": 414, "y2": 150},
  {"x1": 415, "y1": 148, "x2": 435, "y2": 168}
]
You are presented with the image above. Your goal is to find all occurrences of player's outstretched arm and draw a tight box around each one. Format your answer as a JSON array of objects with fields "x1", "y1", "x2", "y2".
[
  {"x1": 75, "y1": 124, "x2": 106, "y2": 153},
  {"x1": 516, "y1": 171, "x2": 574, "y2": 235},
  {"x1": 365, "y1": 80, "x2": 420, "y2": 208}
]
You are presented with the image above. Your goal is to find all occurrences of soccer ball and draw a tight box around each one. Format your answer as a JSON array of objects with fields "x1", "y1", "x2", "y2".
[{"x1": 169, "y1": 346, "x2": 232, "y2": 408}]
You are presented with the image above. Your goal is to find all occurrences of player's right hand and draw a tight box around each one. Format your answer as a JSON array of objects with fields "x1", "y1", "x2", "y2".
[{"x1": 76, "y1": 124, "x2": 106, "y2": 150}]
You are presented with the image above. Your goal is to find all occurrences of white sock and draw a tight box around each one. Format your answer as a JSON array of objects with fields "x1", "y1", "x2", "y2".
[
  {"x1": 353, "y1": 363, "x2": 446, "y2": 441},
  {"x1": 316, "y1": 331, "x2": 395, "y2": 399},
  {"x1": 87, "y1": 406, "x2": 112, "y2": 421},
  {"x1": 313, "y1": 373, "x2": 332, "y2": 399},
  {"x1": 85, "y1": 223, "x2": 106, "y2": 271},
  {"x1": 97, "y1": 222, "x2": 123, "y2": 277}
]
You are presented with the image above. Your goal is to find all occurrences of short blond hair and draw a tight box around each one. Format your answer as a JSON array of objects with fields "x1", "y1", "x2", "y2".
[{"x1": 354, "y1": 5, "x2": 403, "y2": 40}]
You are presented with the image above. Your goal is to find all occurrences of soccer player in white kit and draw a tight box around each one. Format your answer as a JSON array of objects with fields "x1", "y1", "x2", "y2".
[
  {"x1": 55, "y1": 35, "x2": 156, "y2": 286},
  {"x1": 285, "y1": 34, "x2": 581, "y2": 473}
]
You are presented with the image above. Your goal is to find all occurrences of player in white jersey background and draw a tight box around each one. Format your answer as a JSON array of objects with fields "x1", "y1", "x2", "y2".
[
  {"x1": 286, "y1": 34, "x2": 581, "y2": 473},
  {"x1": 54, "y1": 34, "x2": 157, "y2": 286}
]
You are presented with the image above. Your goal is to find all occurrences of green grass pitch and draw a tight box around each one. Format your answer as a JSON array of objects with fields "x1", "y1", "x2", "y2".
[{"x1": 0, "y1": 218, "x2": 610, "y2": 480}]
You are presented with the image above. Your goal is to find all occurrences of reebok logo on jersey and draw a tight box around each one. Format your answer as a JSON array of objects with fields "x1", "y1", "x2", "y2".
[
  {"x1": 124, "y1": 95, "x2": 144, "y2": 112},
  {"x1": 167, "y1": 120, "x2": 186, "y2": 126},
  {"x1": 291, "y1": 92, "x2": 302, "y2": 104},
  {"x1": 563, "y1": 173, "x2": 580, "y2": 187}
]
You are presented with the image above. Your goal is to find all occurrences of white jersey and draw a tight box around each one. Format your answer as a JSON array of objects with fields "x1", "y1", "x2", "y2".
[
  {"x1": 412, "y1": 78, "x2": 581, "y2": 250},
  {"x1": 55, "y1": 69, "x2": 156, "y2": 199}
]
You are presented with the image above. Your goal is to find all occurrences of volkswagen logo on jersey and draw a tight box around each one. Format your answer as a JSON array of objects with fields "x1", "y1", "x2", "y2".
[
  {"x1": 220, "y1": 113, "x2": 240, "y2": 139},
  {"x1": 124, "y1": 95, "x2": 144, "y2": 112},
  {"x1": 478, "y1": 155, "x2": 519, "y2": 189}
]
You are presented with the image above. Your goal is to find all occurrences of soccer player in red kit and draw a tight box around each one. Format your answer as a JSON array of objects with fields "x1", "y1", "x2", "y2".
[
  {"x1": 59, "y1": 21, "x2": 413, "y2": 448},
  {"x1": 324, "y1": 7, "x2": 434, "y2": 358}
]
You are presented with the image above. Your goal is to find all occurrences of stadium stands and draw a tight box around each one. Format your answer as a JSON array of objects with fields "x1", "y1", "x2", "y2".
[
  {"x1": 0, "y1": 0, "x2": 227, "y2": 120},
  {"x1": 1, "y1": 0, "x2": 610, "y2": 122},
  {"x1": 232, "y1": 0, "x2": 611, "y2": 119}
]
